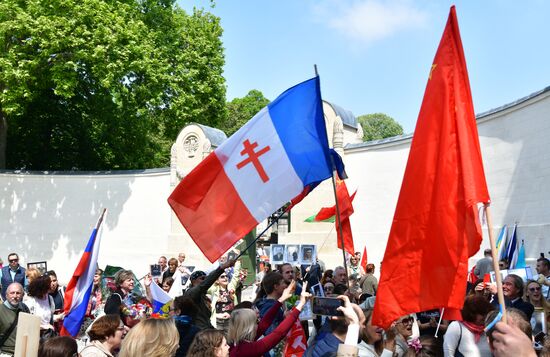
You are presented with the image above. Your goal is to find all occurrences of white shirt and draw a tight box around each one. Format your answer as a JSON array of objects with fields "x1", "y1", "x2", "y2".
[
  {"x1": 443, "y1": 321, "x2": 491, "y2": 357},
  {"x1": 24, "y1": 295, "x2": 54, "y2": 329}
]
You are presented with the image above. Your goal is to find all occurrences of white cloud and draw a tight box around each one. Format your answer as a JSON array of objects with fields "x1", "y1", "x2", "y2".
[{"x1": 313, "y1": 0, "x2": 428, "y2": 45}]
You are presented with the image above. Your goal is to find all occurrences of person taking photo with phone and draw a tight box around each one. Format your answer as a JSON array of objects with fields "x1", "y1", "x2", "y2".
[{"x1": 228, "y1": 281, "x2": 311, "y2": 357}]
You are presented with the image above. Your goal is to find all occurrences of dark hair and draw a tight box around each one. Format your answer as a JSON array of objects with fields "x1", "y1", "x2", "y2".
[
  {"x1": 7, "y1": 253, "x2": 18, "y2": 259},
  {"x1": 38, "y1": 336, "x2": 78, "y2": 357},
  {"x1": 333, "y1": 284, "x2": 348, "y2": 295},
  {"x1": 366, "y1": 264, "x2": 375, "y2": 274},
  {"x1": 88, "y1": 314, "x2": 121, "y2": 341},
  {"x1": 45, "y1": 270, "x2": 57, "y2": 278},
  {"x1": 174, "y1": 296, "x2": 198, "y2": 318},
  {"x1": 163, "y1": 277, "x2": 175, "y2": 288},
  {"x1": 27, "y1": 275, "x2": 51, "y2": 298},
  {"x1": 187, "y1": 329, "x2": 225, "y2": 357},
  {"x1": 321, "y1": 270, "x2": 334, "y2": 285},
  {"x1": 468, "y1": 278, "x2": 484, "y2": 295},
  {"x1": 234, "y1": 301, "x2": 254, "y2": 310},
  {"x1": 461, "y1": 295, "x2": 495, "y2": 323},
  {"x1": 190, "y1": 270, "x2": 206, "y2": 281},
  {"x1": 405, "y1": 335, "x2": 443, "y2": 357},
  {"x1": 537, "y1": 258, "x2": 550, "y2": 270},
  {"x1": 278, "y1": 263, "x2": 292, "y2": 273},
  {"x1": 329, "y1": 317, "x2": 349, "y2": 335},
  {"x1": 261, "y1": 272, "x2": 284, "y2": 295}
]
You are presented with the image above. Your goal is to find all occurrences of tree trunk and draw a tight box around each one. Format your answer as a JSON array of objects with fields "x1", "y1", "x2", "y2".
[{"x1": 0, "y1": 111, "x2": 6, "y2": 169}]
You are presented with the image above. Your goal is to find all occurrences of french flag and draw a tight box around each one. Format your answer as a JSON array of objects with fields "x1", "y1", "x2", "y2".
[
  {"x1": 169, "y1": 77, "x2": 333, "y2": 262},
  {"x1": 60, "y1": 209, "x2": 106, "y2": 337}
]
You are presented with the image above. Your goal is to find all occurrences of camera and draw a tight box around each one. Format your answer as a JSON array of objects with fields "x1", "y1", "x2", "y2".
[{"x1": 312, "y1": 297, "x2": 344, "y2": 316}]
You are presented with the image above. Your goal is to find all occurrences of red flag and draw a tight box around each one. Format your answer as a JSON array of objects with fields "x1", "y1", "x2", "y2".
[
  {"x1": 308, "y1": 177, "x2": 356, "y2": 255},
  {"x1": 467, "y1": 266, "x2": 477, "y2": 284},
  {"x1": 283, "y1": 319, "x2": 307, "y2": 357},
  {"x1": 335, "y1": 177, "x2": 355, "y2": 256},
  {"x1": 361, "y1": 245, "x2": 368, "y2": 271},
  {"x1": 441, "y1": 308, "x2": 462, "y2": 322},
  {"x1": 372, "y1": 6, "x2": 490, "y2": 329}
]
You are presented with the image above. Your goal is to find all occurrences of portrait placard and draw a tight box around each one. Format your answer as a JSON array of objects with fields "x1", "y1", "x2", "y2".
[
  {"x1": 270, "y1": 244, "x2": 285, "y2": 265},
  {"x1": 27, "y1": 261, "x2": 47, "y2": 275}
]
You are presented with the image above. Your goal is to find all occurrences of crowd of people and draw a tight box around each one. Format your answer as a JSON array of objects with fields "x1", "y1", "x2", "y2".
[{"x1": 0, "y1": 249, "x2": 549, "y2": 357}]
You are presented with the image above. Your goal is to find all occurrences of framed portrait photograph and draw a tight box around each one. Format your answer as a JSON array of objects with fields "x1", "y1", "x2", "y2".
[
  {"x1": 270, "y1": 244, "x2": 285, "y2": 264},
  {"x1": 299, "y1": 245, "x2": 316, "y2": 265},
  {"x1": 27, "y1": 261, "x2": 47, "y2": 275},
  {"x1": 285, "y1": 244, "x2": 300, "y2": 264},
  {"x1": 150, "y1": 264, "x2": 162, "y2": 279}
]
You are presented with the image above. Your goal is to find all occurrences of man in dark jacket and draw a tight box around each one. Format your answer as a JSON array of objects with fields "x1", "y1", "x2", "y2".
[
  {"x1": 183, "y1": 259, "x2": 235, "y2": 330},
  {"x1": 0, "y1": 253, "x2": 26, "y2": 301},
  {"x1": 501, "y1": 274, "x2": 534, "y2": 320}
]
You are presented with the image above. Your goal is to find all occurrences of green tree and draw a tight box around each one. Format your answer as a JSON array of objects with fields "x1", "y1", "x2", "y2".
[
  {"x1": 0, "y1": 0, "x2": 225, "y2": 170},
  {"x1": 222, "y1": 90, "x2": 270, "y2": 136},
  {"x1": 357, "y1": 113, "x2": 404, "y2": 141}
]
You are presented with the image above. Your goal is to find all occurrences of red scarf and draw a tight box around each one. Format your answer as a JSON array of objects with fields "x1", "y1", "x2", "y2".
[{"x1": 462, "y1": 321, "x2": 485, "y2": 343}]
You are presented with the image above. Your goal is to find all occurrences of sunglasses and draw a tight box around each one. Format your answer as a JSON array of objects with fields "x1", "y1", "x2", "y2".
[
  {"x1": 9, "y1": 259, "x2": 18, "y2": 263},
  {"x1": 529, "y1": 287, "x2": 541, "y2": 292},
  {"x1": 220, "y1": 275, "x2": 227, "y2": 278},
  {"x1": 324, "y1": 286, "x2": 334, "y2": 290},
  {"x1": 398, "y1": 317, "x2": 414, "y2": 325}
]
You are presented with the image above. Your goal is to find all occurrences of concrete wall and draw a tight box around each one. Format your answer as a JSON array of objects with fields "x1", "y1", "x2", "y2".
[{"x1": 0, "y1": 169, "x2": 173, "y2": 283}]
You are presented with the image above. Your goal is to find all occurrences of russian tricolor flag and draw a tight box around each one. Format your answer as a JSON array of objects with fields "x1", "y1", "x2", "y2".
[
  {"x1": 60, "y1": 209, "x2": 106, "y2": 337},
  {"x1": 150, "y1": 280, "x2": 173, "y2": 315},
  {"x1": 169, "y1": 77, "x2": 333, "y2": 262}
]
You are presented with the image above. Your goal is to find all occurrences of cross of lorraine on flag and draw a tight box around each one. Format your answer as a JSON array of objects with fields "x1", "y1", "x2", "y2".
[{"x1": 168, "y1": 77, "x2": 334, "y2": 262}]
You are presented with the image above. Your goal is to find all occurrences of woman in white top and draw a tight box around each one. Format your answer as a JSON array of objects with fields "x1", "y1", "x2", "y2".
[
  {"x1": 443, "y1": 295, "x2": 494, "y2": 357},
  {"x1": 23, "y1": 275, "x2": 57, "y2": 336}
]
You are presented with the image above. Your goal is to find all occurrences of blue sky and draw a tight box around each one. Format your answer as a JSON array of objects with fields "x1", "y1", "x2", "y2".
[{"x1": 178, "y1": 1, "x2": 550, "y2": 133}]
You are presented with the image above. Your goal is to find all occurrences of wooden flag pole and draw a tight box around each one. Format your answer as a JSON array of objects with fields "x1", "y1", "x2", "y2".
[
  {"x1": 314, "y1": 64, "x2": 349, "y2": 281},
  {"x1": 484, "y1": 204, "x2": 507, "y2": 323}
]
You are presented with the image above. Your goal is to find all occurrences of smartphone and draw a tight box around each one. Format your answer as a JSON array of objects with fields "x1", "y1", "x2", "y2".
[{"x1": 312, "y1": 297, "x2": 344, "y2": 316}]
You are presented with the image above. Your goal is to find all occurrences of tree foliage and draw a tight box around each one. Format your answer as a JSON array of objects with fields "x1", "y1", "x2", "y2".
[
  {"x1": 0, "y1": 0, "x2": 226, "y2": 170},
  {"x1": 357, "y1": 113, "x2": 404, "y2": 142},
  {"x1": 222, "y1": 90, "x2": 270, "y2": 136}
]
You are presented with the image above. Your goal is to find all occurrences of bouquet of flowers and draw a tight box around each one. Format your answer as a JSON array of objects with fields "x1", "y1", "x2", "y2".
[{"x1": 121, "y1": 298, "x2": 153, "y2": 326}]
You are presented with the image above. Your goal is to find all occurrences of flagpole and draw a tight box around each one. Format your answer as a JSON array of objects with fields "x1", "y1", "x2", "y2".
[
  {"x1": 484, "y1": 204, "x2": 507, "y2": 323},
  {"x1": 314, "y1": 64, "x2": 350, "y2": 282},
  {"x1": 233, "y1": 205, "x2": 291, "y2": 262}
]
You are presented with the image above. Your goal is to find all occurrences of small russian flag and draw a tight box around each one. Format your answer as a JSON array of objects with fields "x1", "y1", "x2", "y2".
[{"x1": 60, "y1": 209, "x2": 106, "y2": 337}]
